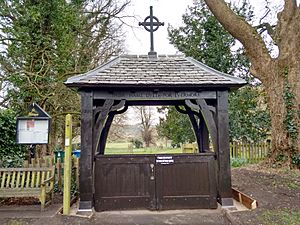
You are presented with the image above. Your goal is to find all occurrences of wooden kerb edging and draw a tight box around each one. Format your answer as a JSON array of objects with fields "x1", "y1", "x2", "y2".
[{"x1": 232, "y1": 188, "x2": 257, "y2": 209}]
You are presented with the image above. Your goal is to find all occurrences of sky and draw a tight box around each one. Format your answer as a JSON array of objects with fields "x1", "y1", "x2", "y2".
[{"x1": 121, "y1": 0, "x2": 287, "y2": 55}]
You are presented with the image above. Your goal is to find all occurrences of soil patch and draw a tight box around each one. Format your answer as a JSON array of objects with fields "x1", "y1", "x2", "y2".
[
  {"x1": 231, "y1": 164, "x2": 300, "y2": 225},
  {"x1": 0, "y1": 193, "x2": 63, "y2": 206}
]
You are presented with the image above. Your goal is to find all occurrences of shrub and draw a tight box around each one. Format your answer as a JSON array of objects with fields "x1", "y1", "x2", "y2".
[
  {"x1": 130, "y1": 139, "x2": 143, "y2": 149},
  {"x1": 0, "y1": 109, "x2": 26, "y2": 167},
  {"x1": 231, "y1": 158, "x2": 248, "y2": 167}
]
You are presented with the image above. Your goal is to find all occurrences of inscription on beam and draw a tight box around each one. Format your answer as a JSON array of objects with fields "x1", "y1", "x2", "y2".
[{"x1": 94, "y1": 91, "x2": 216, "y2": 100}]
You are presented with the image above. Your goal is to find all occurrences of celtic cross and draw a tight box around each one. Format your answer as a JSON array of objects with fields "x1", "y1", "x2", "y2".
[{"x1": 139, "y1": 6, "x2": 164, "y2": 56}]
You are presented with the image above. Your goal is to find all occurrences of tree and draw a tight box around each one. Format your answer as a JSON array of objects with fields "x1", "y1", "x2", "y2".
[
  {"x1": 108, "y1": 113, "x2": 128, "y2": 142},
  {"x1": 203, "y1": 0, "x2": 300, "y2": 166},
  {"x1": 157, "y1": 107, "x2": 195, "y2": 146},
  {"x1": 229, "y1": 86, "x2": 271, "y2": 141},
  {"x1": 0, "y1": 109, "x2": 26, "y2": 167},
  {"x1": 0, "y1": 0, "x2": 129, "y2": 151},
  {"x1": 134, "y1": 106, "x2": 155, "y2": 147},
  {"x1": 161, "y1": 0, "x2": 270, "y2": 144}
]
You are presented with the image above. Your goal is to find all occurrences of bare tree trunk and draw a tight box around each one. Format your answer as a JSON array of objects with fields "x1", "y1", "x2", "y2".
[{"x1": 135, "y1": 106, "x2": 154, "y2": 148}]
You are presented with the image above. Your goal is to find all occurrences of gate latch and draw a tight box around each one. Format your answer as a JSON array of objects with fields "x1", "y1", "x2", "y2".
[{"x1": 150, "y1": 163, "x2": 155, "y2": 180}]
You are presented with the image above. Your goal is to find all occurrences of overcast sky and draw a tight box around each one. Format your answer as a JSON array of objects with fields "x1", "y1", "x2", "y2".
[{"x1": 122, "y1": 0, "x2": 290, "y2": 55}]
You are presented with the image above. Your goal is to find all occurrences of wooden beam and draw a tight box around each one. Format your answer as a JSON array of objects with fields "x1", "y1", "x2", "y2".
[
  {"x1": 98, "y1": 100, "x2": 127, "y2": 154},
  {"x1": 199, "y1": 113, "x2": 210, "y2": 152},
  {"x1": 216, "y1": 91, "x2": 233, "y2": 206},
  {"x1": 98, "y1": 114, "x2": 115, "y2": 155},
  {"x1": 185, "y1": 99, "x2": 218, "y2": 151},
  {"x1": 187, "y1": 111, "x2": 201, "y2": 153},
  {"x1": 93, "y1": 99, "x2": 114, "y2": 155},
  {"x1": 93, "y1": 90, "x2": 217, "y2": 100},
  {"x1": 79, "y1": 91, "x2": 93, "y2": 210}
]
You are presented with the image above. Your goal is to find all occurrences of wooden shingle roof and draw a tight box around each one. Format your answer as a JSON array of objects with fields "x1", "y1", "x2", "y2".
[{"x1": 65, "y1": 55, "x2": 246, "y2": 89}]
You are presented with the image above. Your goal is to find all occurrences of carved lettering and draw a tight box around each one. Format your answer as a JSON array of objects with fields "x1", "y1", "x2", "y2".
[{"x1": 94, "y1": 91, "x2": 216, "y2": 100}]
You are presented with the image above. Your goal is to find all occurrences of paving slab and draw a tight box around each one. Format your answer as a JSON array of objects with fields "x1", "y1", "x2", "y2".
[
  {"x1": 90, "y1": 208, "x2": 231, "y2": 225},
  {"x1": 0, "y1": 204, "x2": 62, "y2": 218},
  {"x1": 0, "y1": 200, "x2": 251, "y2": 225}
]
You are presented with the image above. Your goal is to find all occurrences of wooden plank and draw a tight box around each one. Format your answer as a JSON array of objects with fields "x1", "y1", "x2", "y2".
[
  {"x1": 232, "y1": 188, "x2": 257, "y2": 209},
  {"x1": 31, "y1": 171, "x2": 36, "y2": 188},
  {"x1": 11, "y1": 171, "x2": 16, "y2": 188},
  {"x1": 41, "y1": 171, "x2": 45, "y2": 184},
  {"x1": 0, "y1": 167, "x2": 53, "y2": 172},
  {"x1": 1, "y1": 172, "x2": 6, "y2": 188},
  {"x1": 36, "y1": 171, "x2": 41, "y2": 188},
  {"x1": 16, "y1": 171, "x2": 21, "y2": 188},
  {"x1": 21, "y1": 171, "x2": 26, "y2": 188},
  {"x1": 26, "y1": 171, "x2": 31, "y2": 188},
  {"x1": 6, "y1": 172, "x2": 11, "y2": 188}
]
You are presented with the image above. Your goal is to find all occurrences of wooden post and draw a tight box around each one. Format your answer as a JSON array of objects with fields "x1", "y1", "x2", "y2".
[
  {"x1": 79, "y1": 91, "x2": 94, "y2": 211},
  {"x1": 63, "y1": 114, "x2": 72, "y2": 215},
  {"x1": 216, "y1": 91, "x2": 233, "y2": 207}
]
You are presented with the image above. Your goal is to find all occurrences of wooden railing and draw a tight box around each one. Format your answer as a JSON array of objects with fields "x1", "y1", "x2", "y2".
[
  {"x1": 230, "y1": 141, "x2": 271, "y2": 162},
  {"x1": 23, "y1": 155, "x2": 79, "y2": 191},
  {"x1": 182, "y1": 141, "x2": 271, "y2": 163}
]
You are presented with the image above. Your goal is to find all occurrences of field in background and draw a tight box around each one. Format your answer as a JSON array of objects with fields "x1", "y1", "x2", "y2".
[{"x1": 105, "y1": 142, "x2": 182, "y2": 155}]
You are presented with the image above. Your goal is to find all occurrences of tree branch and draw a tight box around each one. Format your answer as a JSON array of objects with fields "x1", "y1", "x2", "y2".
[{"x1": 203, "y1": 0, "x2": 272, "y2": 79}]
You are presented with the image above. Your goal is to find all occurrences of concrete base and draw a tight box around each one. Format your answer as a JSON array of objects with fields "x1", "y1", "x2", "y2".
[
  {"x1": 221, "y1": 198, "x2": 234, "y2": 207},
  {"x1": 79, "y1": 200, "x2": 92, "y2": 211}
]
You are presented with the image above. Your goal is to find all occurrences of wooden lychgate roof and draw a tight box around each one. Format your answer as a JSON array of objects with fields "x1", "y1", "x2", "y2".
[{"x1": 65, "y1": 55, "x2": 246, "y2": 89}]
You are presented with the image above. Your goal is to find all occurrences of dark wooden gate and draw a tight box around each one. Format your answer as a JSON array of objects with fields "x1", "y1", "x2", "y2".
[{"x1": 94, "y1": 153, "x2": 217, "y2": 211}]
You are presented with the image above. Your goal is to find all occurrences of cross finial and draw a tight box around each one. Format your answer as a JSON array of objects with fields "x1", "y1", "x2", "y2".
[{"x1": 139, "y1": 6, "x2": 164, "y2": 57}]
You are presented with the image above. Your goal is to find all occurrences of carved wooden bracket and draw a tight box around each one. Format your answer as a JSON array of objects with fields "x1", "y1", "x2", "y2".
[
  {"x1": 185, "y1": 99, "x2": 218, "y2": 151},
  {"x1": 94, "y1": 100, "x2": 127, "y2": 154}
]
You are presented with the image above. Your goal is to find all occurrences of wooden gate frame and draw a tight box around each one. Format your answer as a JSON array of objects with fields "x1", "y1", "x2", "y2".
[{"x1": 78, "y1": 90, "x2": 233, "y2": 210}]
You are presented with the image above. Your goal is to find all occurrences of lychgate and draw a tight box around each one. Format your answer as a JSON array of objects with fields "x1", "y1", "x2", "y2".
[{"x1": 65, "y1": 54, "x2": 246, "y2": 211}]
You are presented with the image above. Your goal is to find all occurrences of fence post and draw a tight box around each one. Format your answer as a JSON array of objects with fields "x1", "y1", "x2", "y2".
[{"x1": 63, "y1": 114, "x2": 72, "y2": 215}]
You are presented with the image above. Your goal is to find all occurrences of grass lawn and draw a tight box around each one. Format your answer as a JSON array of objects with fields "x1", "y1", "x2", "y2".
[{"x1": 105, "y1": 142, "x2": 182, "y2": 155}]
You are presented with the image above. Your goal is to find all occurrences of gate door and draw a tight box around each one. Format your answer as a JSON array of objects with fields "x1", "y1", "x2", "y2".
[
  {"x1": 94, "y1": 155, "x2": 156, "y2": 211},
  {"x1": 94, "y1": 153, "x2": 217, "y2": 211},
  {"x1": 155, "y1": 153, "x2": 217, "y2": 210}
]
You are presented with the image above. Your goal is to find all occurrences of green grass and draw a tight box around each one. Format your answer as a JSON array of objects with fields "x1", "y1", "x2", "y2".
[
  {"x1": 231, "y1": 157, "x2": 249, "y2": 167},
  {"x1": 287, "y1": 181, "x2": 300, "y2": 190},
  {"x1": 105, "y1": 142, "x2": 182, "y2": 155},
  {"x1": 261, "y1": 209, "x2": 300, "y2": 225}
]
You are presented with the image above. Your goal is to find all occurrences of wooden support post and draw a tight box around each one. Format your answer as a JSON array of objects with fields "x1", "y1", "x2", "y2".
[
  {"x1": 63, "y1": 114, "x2": 72, "y2": 215},
  {"x1": 79, "y1": 91, "x2": 94, "y2": 211},
  {"x1": 216, "y1": 91, "x2": 233, "y2": 207}
]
